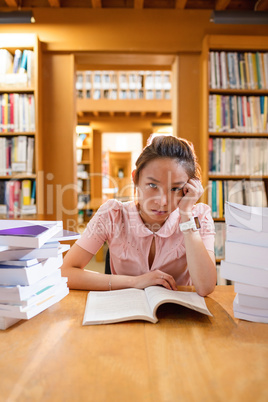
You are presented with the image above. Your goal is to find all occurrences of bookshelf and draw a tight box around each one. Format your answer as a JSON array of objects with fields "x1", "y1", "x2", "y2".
[
  {"x1": 76, "y1": 69, "x2": 172, "y2": 114},
  {"x1": 75, "y1": 68, "x2": 172, "y2": 230},
  {"x1": 76, "y1": 128, "x2": 93, "y2": 227},
  {"x1": 201, "y1": 35, "x2": 268, "y2": 268},
  {"x1": 0, "y1": 34, "x2": 43, "y2": 219}
]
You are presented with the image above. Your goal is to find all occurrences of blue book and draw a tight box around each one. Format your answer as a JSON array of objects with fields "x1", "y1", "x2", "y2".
[
  {"x1": 0, "y1": 220, "x2": 62, "y2": 248},
  {"x1": 19, "y1": 50, "x2": 28, "y2": 74},
  {"x1": 0, "y1": 225, "x2": 48, "y2": 237},
  {"x1": 30, "y1": 180, "x2": 36, "y2": 205}
]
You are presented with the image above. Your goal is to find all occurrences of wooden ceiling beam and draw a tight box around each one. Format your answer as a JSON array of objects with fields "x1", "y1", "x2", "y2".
[
  {"x1": 48, "y1": 0, "x2": 60, "y2": 6},
  {"x1": 91, "y1": 0, "x2": 102, "y2": 8},
  {"x1": 134, "y1": 0, "x2": 144, "y2": 8},
  {"x1": 4, "y1": 0, "x2": 18, "y2": 6},
  {"x1": 215, "y1": 0, "x2": 232, "y2": 10},
  {"x1": 175, "y1": 0, "x2": 188, "y2": 9}
]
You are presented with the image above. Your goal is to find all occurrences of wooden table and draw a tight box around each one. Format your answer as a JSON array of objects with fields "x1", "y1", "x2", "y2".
[{"x1": 0, "y1": 286, "x2": 267, "y2": 402}]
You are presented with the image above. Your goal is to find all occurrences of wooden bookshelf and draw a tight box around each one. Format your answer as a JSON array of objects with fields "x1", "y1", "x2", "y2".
[
  {"x1": 201, "y1": 35, "x2": 268, "y2": 265},
  {"x1": 0, "y1": 34, "x2": 43, "y2": 219},
  {"x1": 76, "y1": 130, "x2": 94, "y2": 227},
  {"x1": 76, "y1": 69, "x2": 172, "y2": 115}
]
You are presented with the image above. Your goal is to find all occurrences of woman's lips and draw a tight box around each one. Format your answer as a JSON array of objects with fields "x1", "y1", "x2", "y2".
[{"x1": 151, "y1": 209, "x2": 167, "y2": 216}]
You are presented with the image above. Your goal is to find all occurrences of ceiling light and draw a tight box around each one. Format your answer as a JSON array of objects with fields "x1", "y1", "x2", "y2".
[
  {"x1": 0, "y1": 11, "x2": 35, "y2": 24},
  {"x1": 210, "y1": 11, "x2": 268, "y2": 25}
]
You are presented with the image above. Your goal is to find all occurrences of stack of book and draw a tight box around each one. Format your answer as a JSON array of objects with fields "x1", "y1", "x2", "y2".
[
  {"x1": 0, "y1": 220, "x2": 80, "y2": 330},
  {"x1": 220, "y1": 202, "x2": 268, "y2": 323}
]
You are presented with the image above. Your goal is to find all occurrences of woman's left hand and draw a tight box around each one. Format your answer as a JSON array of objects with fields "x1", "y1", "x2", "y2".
[{"x1": 178, "y1": 179, "x2": 204, "y2": 213}]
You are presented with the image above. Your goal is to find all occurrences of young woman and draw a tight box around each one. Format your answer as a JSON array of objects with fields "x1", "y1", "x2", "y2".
[{"x1": 61, "y1": 135, "x2": 216, "y2": 296}]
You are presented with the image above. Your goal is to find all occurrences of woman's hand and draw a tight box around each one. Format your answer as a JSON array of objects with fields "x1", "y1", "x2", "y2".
[
  {"x1": 133, "y1": 270, "x2": 177, "y2": 291},
  {"x1": 178, "y1": 179, "x2": 204, "y2": 214}
]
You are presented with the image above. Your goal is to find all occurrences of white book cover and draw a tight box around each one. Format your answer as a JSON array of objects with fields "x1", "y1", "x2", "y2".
[
  {"x1": 210, "y1": 52, "x2": 216, "y2": 89},
  {"x1": 233, "y1": 294, "x2": 268, "y2": 323},
  {"x1": 234, "y1": 53, "x2": 240, "y2": 89},
  {"x1": 220, "y1": 260, "x2": 268, "y2": 287},
  {"x1": 247, "y1": 53, "x2": 255, "y2": 89},
  {"x1": 0, "y1": 283, "x2": 69, "y2": 320},
  {"x1": 233, "y1": 310, "x2": 268, "y2": 324},
  {"x1": 225, "y1": 201, "x2": 268, "y2": 232},
  {"x1": 0, "y1": 243, "x2": 69, "y2": 263},
  {"x1": 220, "y1": 51, "x2": 227, "y2": 89},
  {"x1": 0, "y1": 316, "x2": 21, "y2": 330},
  {"x1": 0, "y1": 254, "x2": 63, "y2": 286},
  {"x1": 234, "y1": 282, "x2": 268, "y2": 298},
  {"x1": 226, "y1": 225, "x2": 268, "y2": 247},
  {"x1": 215, "y1": 51, "x2": 220, "y2": 89},
  {"x1": 237, "y1": 293, "x2": 268, "y2": 309},
  {"x1": 46, "y1": 229, "x2": 81, "y2": 243},
  {"x1": 0, "y1": 258, "x2": 40, "y2": 267},
  {"x1": 26, "y1": 137, "x2": 35, "y2": 174},
  {"x1": 0, "y1": 269, "x2": 62, "y2": 302},
  {"x1": 225, "y1": 241, "x2": 268, "y2": 270},
  {"x1": 0, "y1": 276, "x2": 67, "y2": 307},
  {"x1": 0, "y1": 219, "x2": 63, "y2": 249}
]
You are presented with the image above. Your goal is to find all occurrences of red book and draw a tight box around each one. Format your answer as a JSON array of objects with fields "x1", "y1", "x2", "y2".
[
  {"x1": 14, "y1": 180, "x2": 21, "y2": 218},
  {"x1": 7, "y1": 181, "x2": 15, "y2": 218},
  {"x1": 9, "y1": 93, "x2": 14, "y2": 132}
]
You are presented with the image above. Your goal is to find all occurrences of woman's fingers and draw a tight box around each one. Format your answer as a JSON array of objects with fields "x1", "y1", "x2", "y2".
[
  {"x1": 135, "y1": 270, "x2": 177, "y2": 291},
  {"x1": 156, "y1": 271, "x2": 177, "y2": 291}
]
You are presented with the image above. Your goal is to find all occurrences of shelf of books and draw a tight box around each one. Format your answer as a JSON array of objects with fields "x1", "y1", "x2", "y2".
[
  {"x1": 76, "y1": 69, "x2": 172, "y2": 113},
  {"x1": 201, "y1": 35, "x2": 268, "y2": 281},
  {"x1": 76, "y1": 128, "x2": 94, "y2": 228},
  {"x1": 0, "y1": 34, "x2": 43, "y2": 220}
]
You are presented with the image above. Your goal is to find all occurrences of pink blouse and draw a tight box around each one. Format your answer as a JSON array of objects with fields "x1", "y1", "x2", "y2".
[{"x1": 76, "y1": 199, "x2": 215, "y2": 285}]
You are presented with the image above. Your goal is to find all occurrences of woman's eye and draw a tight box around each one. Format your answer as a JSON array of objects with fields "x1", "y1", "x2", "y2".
[
  {"x1": 171, "y1": 187, "x2": 183, "y2": 192},
  {"x1": 148, "y1": 183, "x2": 157, "y2": 189}
]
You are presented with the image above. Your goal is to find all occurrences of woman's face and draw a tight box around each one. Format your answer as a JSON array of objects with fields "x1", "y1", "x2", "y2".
[{"x1": 136, "y1": 157, "x2": 189, "y2": 228}]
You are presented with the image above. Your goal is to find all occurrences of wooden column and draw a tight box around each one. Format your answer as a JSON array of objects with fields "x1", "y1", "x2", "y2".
[{"x1": 42, "y1": 53, "x2": 77, "y2": 231}]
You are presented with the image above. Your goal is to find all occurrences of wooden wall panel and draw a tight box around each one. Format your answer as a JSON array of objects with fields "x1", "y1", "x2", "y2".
[
  {"x1": 2, "y1": 9, "x2": 268, "y2": 53},
  {"x1": 177, "y1": 54, "x2": 202, "y2": 175},
  {"x1": 42, "y1": 53, "x2": 77, "y2": 230}
]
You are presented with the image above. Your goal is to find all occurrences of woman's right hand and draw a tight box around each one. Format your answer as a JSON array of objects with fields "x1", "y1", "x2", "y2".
[{"x1": 133, "y1": 270, "x2": 177, "y2": 291}]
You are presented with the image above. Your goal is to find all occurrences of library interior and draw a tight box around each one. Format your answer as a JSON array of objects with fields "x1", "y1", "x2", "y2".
[{"x1": 0, "y1": 2, "x2": 268, "y2": 401}]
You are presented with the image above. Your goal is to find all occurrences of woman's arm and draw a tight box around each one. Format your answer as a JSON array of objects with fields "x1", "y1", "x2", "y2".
[
  {"x1": 182, "y1": 229, "x2": 216, "y2": 296},
  {"x1": 61, "y1": 244, "x2": 177, "y2": 291},
  {"x1": 179, "y1": 179, "x2": 217, "y2": 296}
]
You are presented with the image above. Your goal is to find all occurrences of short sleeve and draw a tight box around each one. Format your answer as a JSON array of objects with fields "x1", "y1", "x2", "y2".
[{"x1": 75, "y1": 199, "x2": 120, "y2": 255}]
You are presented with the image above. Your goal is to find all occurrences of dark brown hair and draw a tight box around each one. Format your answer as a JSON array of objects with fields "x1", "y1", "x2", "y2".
[{"x1": 133, "y1": 135, "x2": 201, "y2": 185}]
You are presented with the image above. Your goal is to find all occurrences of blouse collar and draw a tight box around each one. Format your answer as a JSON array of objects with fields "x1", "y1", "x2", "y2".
[{"x1": 128, "y1": 202, "x2": 181, "y2": 238}]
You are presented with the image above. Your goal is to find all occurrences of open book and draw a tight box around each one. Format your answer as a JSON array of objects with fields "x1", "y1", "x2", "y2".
[{"x1": 83, "y1": 286, "x2": 212, "y2": 325}]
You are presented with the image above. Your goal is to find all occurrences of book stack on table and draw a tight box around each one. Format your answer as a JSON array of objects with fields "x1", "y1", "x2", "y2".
[
  {"x1": 0, "y1": 220, "x2": 80, "y2": 330},
  {"x1": 220, "y1": 202, "x2": 268, "y2": 323}
]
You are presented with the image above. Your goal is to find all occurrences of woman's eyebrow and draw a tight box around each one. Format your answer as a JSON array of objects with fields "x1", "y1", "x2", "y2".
[
  {"x1": 146, "y1": 176, "x2": 160, "y2": 182},
  {"x1": 146, "y1": 177, "x2": 186, "y2": 185},
  {"x1": 173, "y1": 181, "x2": 187, "y2": 186}
]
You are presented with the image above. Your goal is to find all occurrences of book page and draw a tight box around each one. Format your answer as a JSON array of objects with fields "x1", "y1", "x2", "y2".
[
  {"x1": 145, "y1": 286, "x2": 212, "y2": 317},
  {"x1": 83, "y1": 288, "x2": 156, "y2": 325}
]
